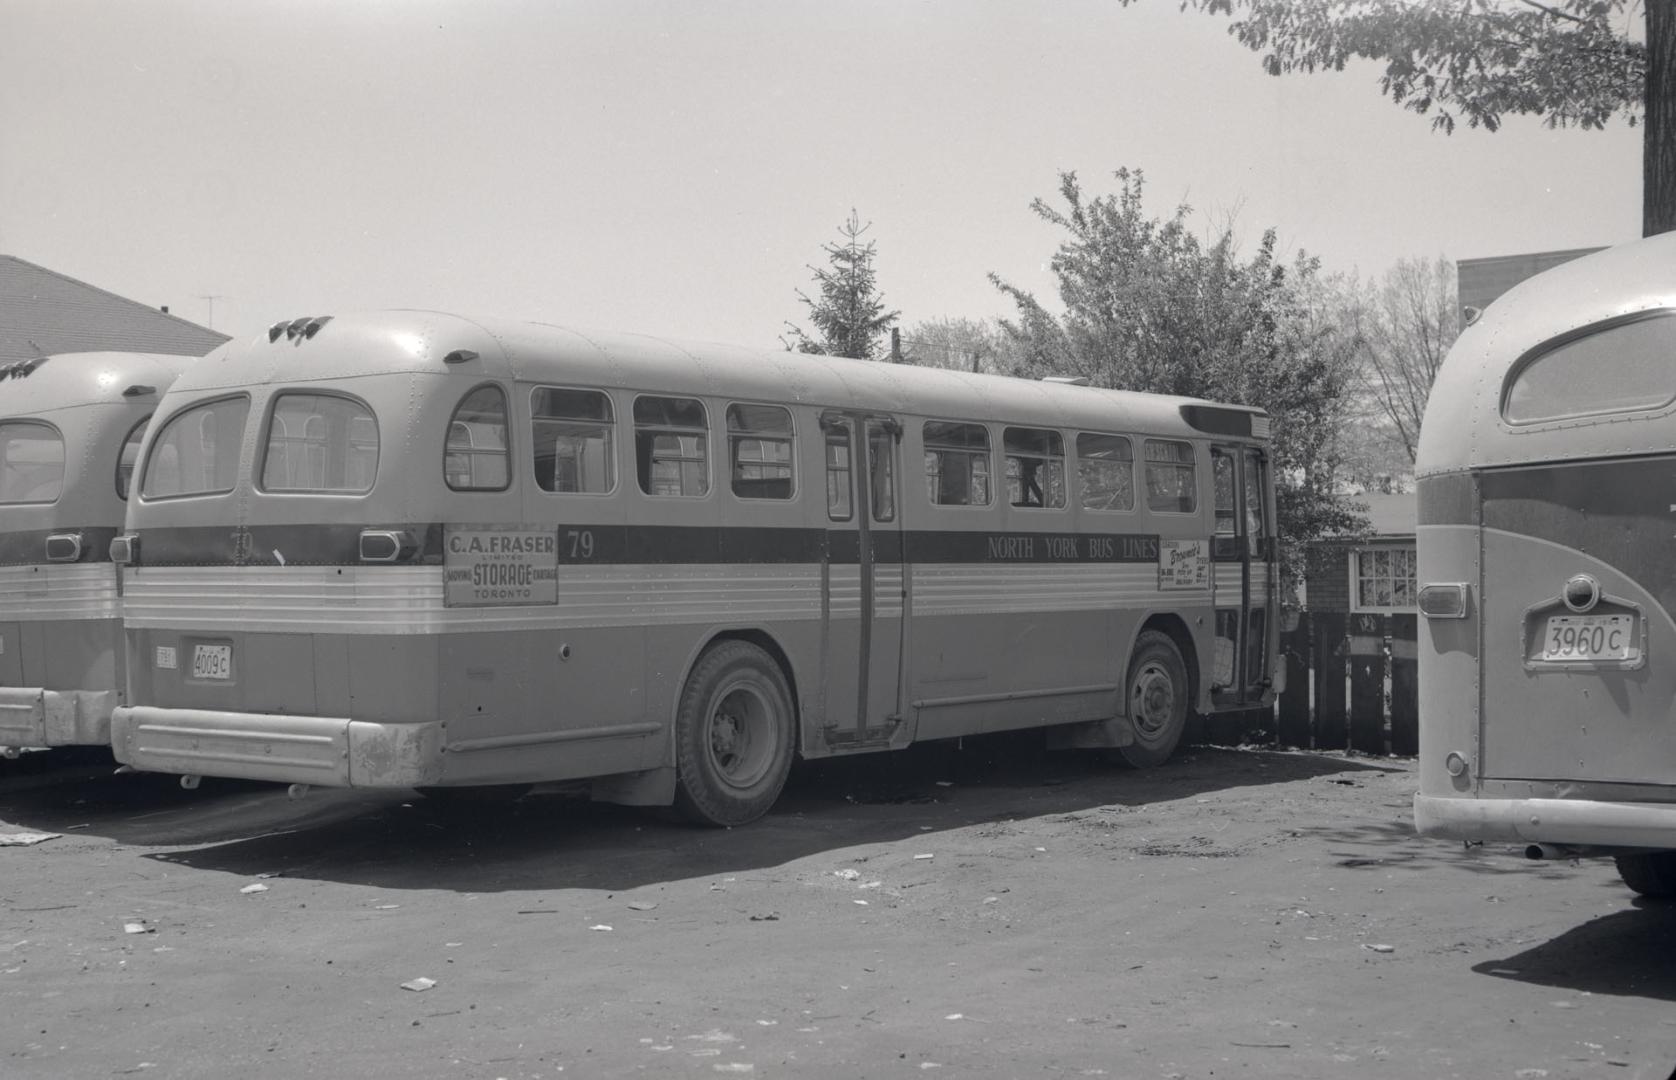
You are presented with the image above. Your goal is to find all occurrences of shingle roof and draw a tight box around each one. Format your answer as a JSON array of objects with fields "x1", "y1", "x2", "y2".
[{"x1": 0, "y1": 255, "x2": 229, "y2": 365}]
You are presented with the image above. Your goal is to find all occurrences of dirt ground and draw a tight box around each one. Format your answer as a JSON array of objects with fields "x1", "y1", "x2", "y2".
[{"x1": 3, "y1": 736, "x2": 1676, "y2": 1080}]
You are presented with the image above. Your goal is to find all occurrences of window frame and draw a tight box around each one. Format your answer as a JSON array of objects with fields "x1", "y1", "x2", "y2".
[
  {"x1": 257, "y1": 390, "x2": 380, "y2": 496},
  {"x1": 1349, "y1": 544, "x2": 1418, "y2": 614},
  {"x1": 139, "y1": 394, "x2": 251, "y2": 502},
  {"x1": 1074, "y1": 432, "x2": 1136, "y2": 514},
  {"x1": 1003, "y1": 425, "x2": 1067, "y2": 511},
  {"x1": 530, "y1": 385, "x2": 618, "y2": 497},
  {"x1": 0, "y1": 419, "x2": 66, "y2": 506},
  {"x1": 1142, "y1": 437, "x2": 1199, "y2": 515},
  {"x1": 922, "y1": 419, "x2": 993, "y2": 509},
  {"x1": 444, "y1": 382, "x2": 513, "y2": 494},
  {"x1": 1501, "y1": 308, "x2": 1676, "y2": 426},
  {"x1": 633, "y1": 393, "x2": 711, "y2": 499},
  {"x1": 726, "y1": 402, "x2": 796, "y2": 502}
]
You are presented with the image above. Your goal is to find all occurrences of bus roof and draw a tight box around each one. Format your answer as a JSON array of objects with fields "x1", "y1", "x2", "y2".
[
  {"x1": 172, "y1": 310, "x2": 1267, "y2": 439},
  {"x1": 1417, "y1": 232, "x2": 1676, "y2": 477},
  {"x1": 0, "y1": 351, "x2": 199, "y2": 420}
]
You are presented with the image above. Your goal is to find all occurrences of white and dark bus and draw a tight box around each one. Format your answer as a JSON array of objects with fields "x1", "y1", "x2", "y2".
[
  {"x1": 0, "y1": 352, "x2": 194, "y2": 754},
  {"x1": 108, "y1": 311, "x2": 1277, "y2": 824},
  {"x1": 1413, "y1": 232, "x2": 1676, "y2": 895}
]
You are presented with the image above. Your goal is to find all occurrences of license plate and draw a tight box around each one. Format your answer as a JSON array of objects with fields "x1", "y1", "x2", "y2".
[
  {"x1": 191, "y1": 644, "x2": 232, "y2": 680},
  {"x1": 1540, "y1": 613, "x2": 1634, "y2": 662}
]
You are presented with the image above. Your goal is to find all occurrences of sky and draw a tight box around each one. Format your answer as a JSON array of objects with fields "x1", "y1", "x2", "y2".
[{"x1": 0, "y1": 0, "x2": 1644, "y2": 352}]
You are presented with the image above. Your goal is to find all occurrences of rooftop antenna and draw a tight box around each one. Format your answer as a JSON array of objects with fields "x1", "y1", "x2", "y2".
[{"x1": 198, "y1": 293, "x2": 228, "y2": 330}]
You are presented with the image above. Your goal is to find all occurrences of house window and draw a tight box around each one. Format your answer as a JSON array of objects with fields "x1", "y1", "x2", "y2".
[{"x1": 1352, "y1": 546, "x2": 1417, "y2": 612}]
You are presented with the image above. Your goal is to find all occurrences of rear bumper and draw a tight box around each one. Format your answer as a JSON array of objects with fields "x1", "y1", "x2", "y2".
[
  {"x1": 0, "y1": 687, "x2": 120, "y2": 749},
  {"x1": 109, "y1": 706, "x2": 444, "y2": 787},
  {"x1": 1415, "y1": 793, "x2": 1676, "y2": 851}
]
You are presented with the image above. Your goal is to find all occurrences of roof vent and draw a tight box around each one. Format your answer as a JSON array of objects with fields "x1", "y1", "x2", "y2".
[
  {"x1": 443, "y1": 349, "x2": 479, "y2": 365},
  {"x1": 122, "y1": 384, "x2": 157, "y2": 398}
]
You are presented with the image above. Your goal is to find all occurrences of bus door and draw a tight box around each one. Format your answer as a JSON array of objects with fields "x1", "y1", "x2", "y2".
[
  {"x1": 818, "y1": 412, "x2": 904, "y2": 748},
  {"x1": 1210, "y1": 445, "x2": 1275, "y2": 705}
]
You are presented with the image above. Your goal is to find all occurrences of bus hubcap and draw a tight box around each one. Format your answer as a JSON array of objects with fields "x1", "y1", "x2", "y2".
[
  {"x1": 1132, "y1": 663, "x2": 1175, "y2": 740},
  {"x1": 709, "y1": 685, "x2": 773, "y2": 788}
]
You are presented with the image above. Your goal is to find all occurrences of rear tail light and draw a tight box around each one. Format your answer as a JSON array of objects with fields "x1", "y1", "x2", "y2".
[
  {"x1": 1418, "y1": 582, "x2": 1469, "y2": 619},
  {"x1": 44, "y1": 532, "x2": 84, "y2": 562},
  {"x1": 359, "y1": 529, "x2": 416, "y2": 563},
  {"x1": 110, "y1": 534, "x2": 139, "y2": 565}
]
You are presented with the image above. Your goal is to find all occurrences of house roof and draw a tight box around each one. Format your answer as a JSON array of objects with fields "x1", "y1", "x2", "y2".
[
  {"x1": 1352, "y1": 492, "x2": 1417, "y2": 538},
  {"x1": 0, "y1": 255, "x2": 228, "y2": 365}
]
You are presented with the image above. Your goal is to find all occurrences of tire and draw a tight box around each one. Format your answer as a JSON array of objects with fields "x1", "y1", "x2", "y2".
[
  {"x1": 672, "y1": 640, "x2": 796, "y2": 827},
  {"x1": 1117, "y1": 630, "x2": 1190, "y2": 769},
  {"x1": 1615, "y1": 852, "x2": 1676, "y2": 898}
]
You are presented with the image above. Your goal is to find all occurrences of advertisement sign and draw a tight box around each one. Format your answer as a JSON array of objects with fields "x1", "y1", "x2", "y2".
[
  {"x1": 443, "y1": 525, "x2": 559, "y2": 607},
  {"x1": 1158, "y1": 538, "x2": 1210, "y2": 591}
]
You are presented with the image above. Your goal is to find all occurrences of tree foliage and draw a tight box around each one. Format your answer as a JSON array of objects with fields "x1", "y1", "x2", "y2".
[
  {"x1": 1344, "y1": 256, "x2": 1460, "y2": 464},
  {"x1": 991, "y1": 169, "x2": 1368, "y2": 600},
  {"x1": 898, "y1": 317, "x2": 1022, "y2": 373},
  {"x1": 1129, "y1": 0, "x2": 1676, "y2": 235},
  {"x1": 784, "y1": 210, "x2": 899, "y2": 360}
]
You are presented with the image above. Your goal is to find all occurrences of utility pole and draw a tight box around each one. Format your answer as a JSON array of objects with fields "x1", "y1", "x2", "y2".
[{"x1": 198, "y1": 294, "x2": 227, "y2": 330}]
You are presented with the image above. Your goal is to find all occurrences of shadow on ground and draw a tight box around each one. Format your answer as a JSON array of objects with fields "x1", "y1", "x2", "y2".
[
  {"x1": 2, "y1": 735, "x2": 1398, "y2": 893},
  {"x1": 1473, "y1": 898, "x2": 1676, "y2": 1003}
]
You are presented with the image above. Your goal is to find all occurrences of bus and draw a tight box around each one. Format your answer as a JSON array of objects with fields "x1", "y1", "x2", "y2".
[
  {"x1": 0, "y1": 352, "x2": 196, "y2": 755},
  {"x1": 108, "y1": 311, "x2": 1278, "y2": 825},
  {"x1": 1413, "y1": 232, "x2": 1676, "y2": 895}
]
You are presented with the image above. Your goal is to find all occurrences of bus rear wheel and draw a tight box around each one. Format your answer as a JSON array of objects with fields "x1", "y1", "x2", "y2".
[
  {"x1": 672, "y1": 640, "x2": 795, "y2": 827},
  {"x1": 1615, "y1": 852, "x2": 1676, "y2": 898},
  {"x1": 1117, "y1": 630, "x2": 1189, "y2": 769}
]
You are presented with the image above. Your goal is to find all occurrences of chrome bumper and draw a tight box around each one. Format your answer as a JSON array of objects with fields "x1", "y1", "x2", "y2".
[
  {"x1": 0, "y1": 687, "x2": 120, "y2": 749},
  {"x1": 1415, "y1": 792, "x2": 1676, "y2": 851},
  {"x1": 109, "y1": 706, "x2": 444, "y2": 787}
]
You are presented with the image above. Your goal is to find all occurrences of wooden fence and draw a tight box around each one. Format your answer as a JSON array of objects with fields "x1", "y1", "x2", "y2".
[{"x1": 1196, "y1": 611, "x2": 1419, "y2": 757}]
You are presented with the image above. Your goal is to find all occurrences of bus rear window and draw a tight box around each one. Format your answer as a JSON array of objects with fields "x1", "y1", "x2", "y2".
[
  {"x1": 261, "y1": 393, "x2": 379, "y2": 494},
  {"x1": 1504, "y1": 311, "x2": 1676, "y2": 424},
  {"x1": 1143, "y1": 439, "x2": 1197, "y2": 513},
  {"x1": 634, "y1": 396, "x2": 709, "y2": 497},
  {"x1": 141, "y1": 397, "x2": 249, "y2": 499},
  {"x1": 446, "y1": 385, "x2": 510, "y2": 492},
  {"x1": 0, "y1": 421, "x2": 64, "y2": 504}
]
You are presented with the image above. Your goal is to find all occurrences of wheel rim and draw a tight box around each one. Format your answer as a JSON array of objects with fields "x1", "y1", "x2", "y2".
[
  {"x1": 1130, "y1": 661, "x2": 1177, "y2": 744},
  {"x1": 706, "y1": 681, "x2": 777, "y2": 790}
]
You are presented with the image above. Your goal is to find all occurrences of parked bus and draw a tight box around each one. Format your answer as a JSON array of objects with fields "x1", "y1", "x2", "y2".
[
  {"x1": 1413, "y1": 232, "x2": 1676, "y2": 895},
  {"x1": 108, "y1": 311, "x2": 1277, "y2": 824},
  {"x1": 0, "y1": 352, "x2": 195, "y2": 755}
]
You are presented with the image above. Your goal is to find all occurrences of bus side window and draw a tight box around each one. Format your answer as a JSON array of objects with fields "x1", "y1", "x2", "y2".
[
  {"x1": 1075, "y1": 432, "x2": 1133, "y2": 512},
  {"x1": 532, "y1": 387, "x2": 615, "y2": 494},
  {"x1": 1212, "y1": 451, "x2": 1236, "y2": 534},
  {"x1": 633, "y1": 395, "x2": 709, "y2": 497},
  {"x1": 1143, "y1": 439, "x2": 1197, "y2": 514},
  {"x1": 1004, "y1": 427, "x2": 1065, "y2": 509},
  {"x1": 445, "y1": 385, "x2": 510, "y2": 492},
  {"x1": 867, "y1": 420, "x2": 895, "y2": 522},
  {"x1": 923, "y1": 421, "x2": 991, "y2": 507},
  {"x1": 116, "y1": 415, "x2": 150, "y2": 500},
  {"x1": 728, "y1": 403, "x2": 794, "y2": 500},
  {"x1": 825, "y1": 425, "x2": 853, "y2": 521}
]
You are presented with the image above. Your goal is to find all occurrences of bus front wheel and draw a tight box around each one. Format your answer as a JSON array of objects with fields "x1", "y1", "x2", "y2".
[
  {"x1": 672, "y1": 640, "x2": 796, "y2": 827},
  {"x1": 1118, "y1": 630, "x2": 1189, "y2": 769},
  {"x1": 1615, "y1": 852, "x2": 1676, "y2": 898}
]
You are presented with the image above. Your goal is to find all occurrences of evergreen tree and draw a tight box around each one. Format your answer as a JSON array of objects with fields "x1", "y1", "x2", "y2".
[{"x1": 784, "y1": 211, "x2": 899, "y2": 360}]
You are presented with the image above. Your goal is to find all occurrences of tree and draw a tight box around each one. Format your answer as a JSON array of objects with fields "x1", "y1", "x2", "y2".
[
  {"x1": 991, "y1": 168, "x2": 1367, "y2": 600},
  {"x1": 783, "y1": 210, "x2": 899, "y2": 360},
  {"x1": 1344, "y1": 256, "x2": 1460, "y2": 464},
  {"x1": 897, "y1": 317, "x2": 1024, "y2": 373},
  {"x1": 1124, "y1": 0, "x2": 1676, "y2": 236}
]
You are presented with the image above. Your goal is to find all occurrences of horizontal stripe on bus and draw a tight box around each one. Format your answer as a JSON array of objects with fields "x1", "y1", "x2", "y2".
[
  {"x1": 0, "y1": 527, "x2": 120, "y2": 568},
  {"x1": 0, "y1": 563, "x2": 121, "y2": 620},
  {"x1": 118, "y1": 563, "x2": 1219, "y2": 633},
  {"x1": 128, "y1": 522, "x2": 1173, "y2": 567}
]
